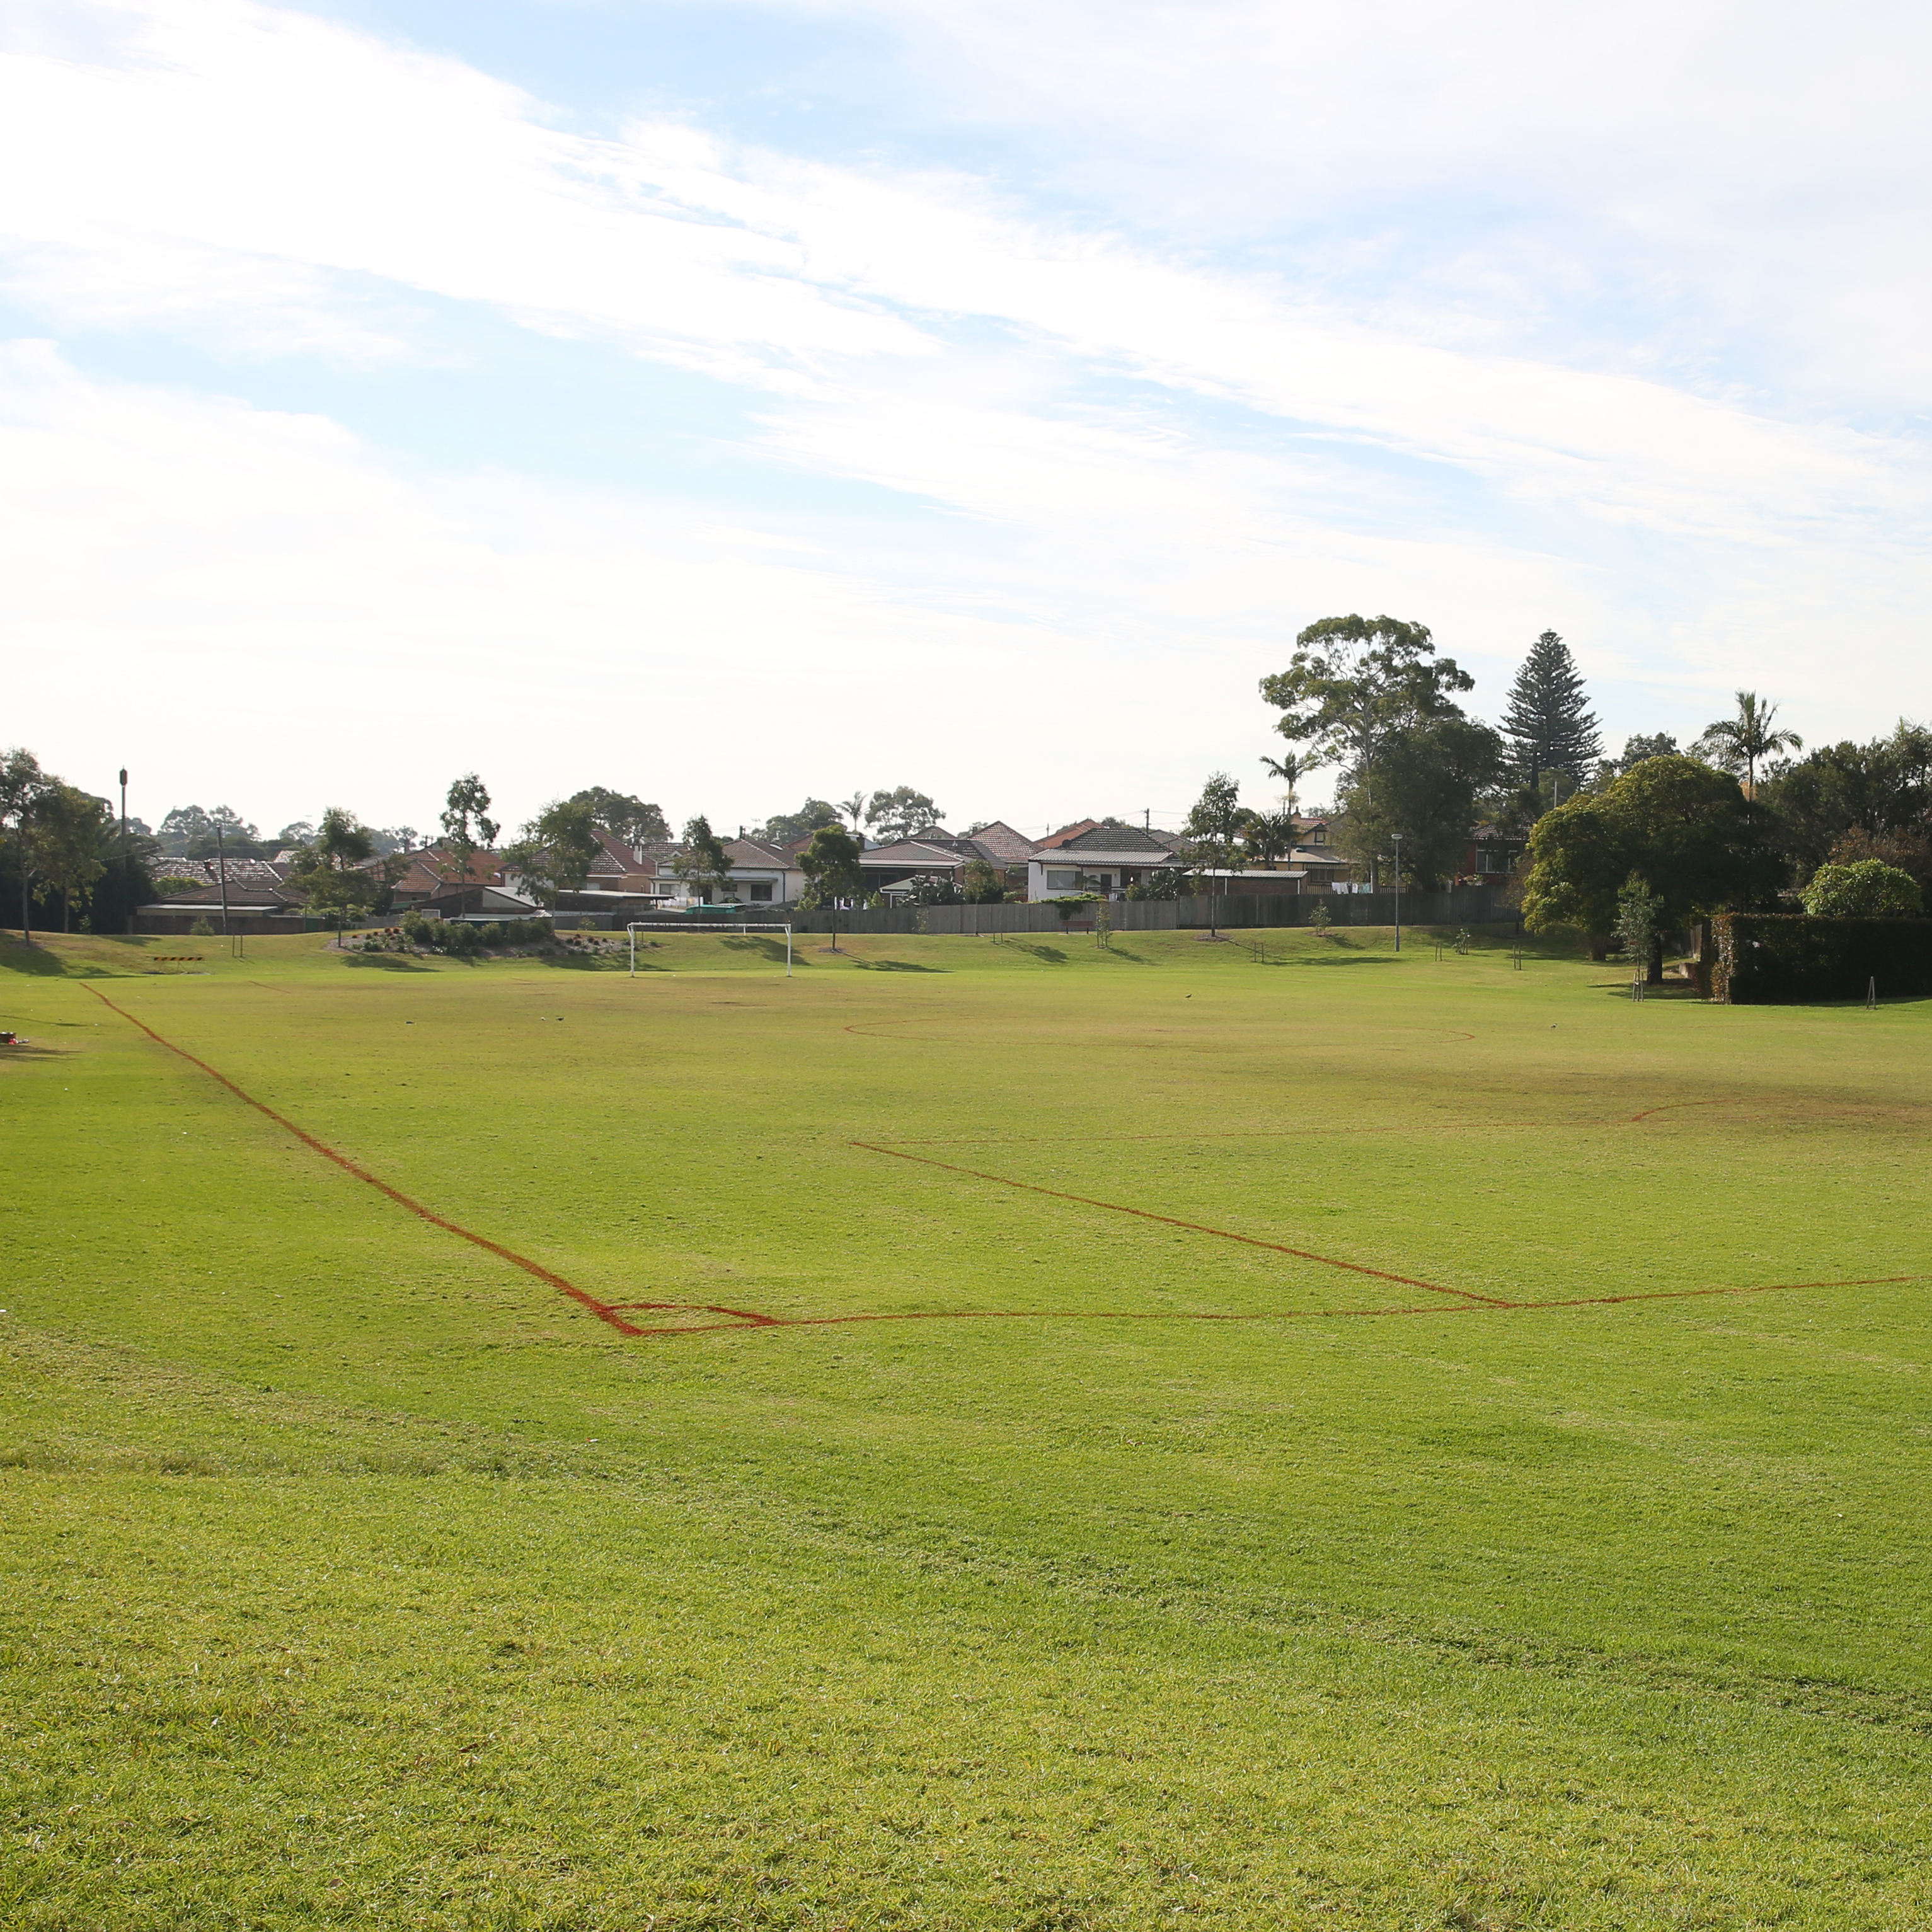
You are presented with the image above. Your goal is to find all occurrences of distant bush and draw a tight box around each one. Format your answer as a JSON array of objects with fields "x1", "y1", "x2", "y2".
[
  {"x1": 400, "y1": 910, "x2": 431, "y2": 947},
  {"x1": 1801, "y1": 860, "x2": 1921, "y2": 919},
  {"x1": 188, "y1": 916, "x2": 215, "y2": 936}
]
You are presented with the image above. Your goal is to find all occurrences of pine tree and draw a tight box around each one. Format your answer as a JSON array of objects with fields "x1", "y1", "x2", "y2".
[{"x1": 1501, "y1": 631, "x2": 1601, "y2": 788}]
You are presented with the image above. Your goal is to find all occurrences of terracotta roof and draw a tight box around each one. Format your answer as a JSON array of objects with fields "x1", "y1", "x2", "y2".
[
  {"x1": 962, "y1": 820, "x2": 1038, "y2": 863},
  {"x1": 1035, "y1": 819, "x2": 1103, "y2": 851}
]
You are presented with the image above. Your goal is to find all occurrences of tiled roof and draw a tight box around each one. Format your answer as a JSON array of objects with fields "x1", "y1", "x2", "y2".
[
  {"x1": 1043, "y1": 825, "x2": 1179, "y2": 858},
  {"x1": 962, "y1": 820, "x2": 1038, "y2": 862}
]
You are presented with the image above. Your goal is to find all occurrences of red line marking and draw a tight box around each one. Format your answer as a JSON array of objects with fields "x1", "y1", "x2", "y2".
[
  {"x1": 1630, "y1": 1098, "x2": 1734, "y2": 1123},
  {"x1": 83, "y1": 986, "x2": 648, "y2": 1338},
  {"x1": 849, "y1": 1139, "x2": 1512, "y2": 1305}
]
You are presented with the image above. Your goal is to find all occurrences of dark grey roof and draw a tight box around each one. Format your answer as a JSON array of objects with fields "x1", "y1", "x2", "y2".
[{"x1": 1047, "y1": 826, "x2": 1180, "y2": 858}]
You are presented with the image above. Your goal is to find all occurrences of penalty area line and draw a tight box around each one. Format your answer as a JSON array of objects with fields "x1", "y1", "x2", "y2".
[
  {"x1": 82, "y1": 986, "x2": 649, "y2": 1338},
  {"x1": 850, "y1": 1139, "x2": 1510, "y2": 1304}
]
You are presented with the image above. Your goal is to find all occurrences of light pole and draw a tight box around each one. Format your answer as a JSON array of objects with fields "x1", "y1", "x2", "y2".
[
  {"x1": 1391, "y1": 832, "x2": 1403, "y2": 952},
  {"x1": 215, "y1": 821, "x2": 231, "y2": 938},
  {"x1": 118, "y1": 768, "x2": 130, "y2": 935}
]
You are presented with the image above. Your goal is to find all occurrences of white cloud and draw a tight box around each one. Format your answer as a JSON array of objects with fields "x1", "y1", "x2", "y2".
[{"x1": 3, "y1": 0, "x2": 1930, "y2": 834}]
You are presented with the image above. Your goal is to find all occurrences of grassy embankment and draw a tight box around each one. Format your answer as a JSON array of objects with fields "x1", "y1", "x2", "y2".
[{"x1": 4, "y1": 925, "x2": 1931, "y2": 1929}]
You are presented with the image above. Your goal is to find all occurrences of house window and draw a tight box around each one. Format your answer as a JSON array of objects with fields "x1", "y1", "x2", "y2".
[
  {"x1": 1045, "y1": 869, "x2": 1076, "y2": 890},
  {"x1": 1477, "y1": 851, "x2": 1499, "y2": 873},
  {"x1": 748, "y1": 882, "x2": 773, "y2": 901}
]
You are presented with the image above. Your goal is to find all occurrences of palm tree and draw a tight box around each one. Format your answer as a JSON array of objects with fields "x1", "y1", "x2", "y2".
[
  {"x1": 1259, "y1": 750, "x2": 1309, "y2": 810},
  {"x1": 1697, "y1": 691, "x2": 1802, "y2": 791}
]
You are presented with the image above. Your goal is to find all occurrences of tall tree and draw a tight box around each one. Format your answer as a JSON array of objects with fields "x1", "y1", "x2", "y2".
[
  {"x1": 865, "y1": 786, "x2": 943, "y2": 842},
  {"x1": 756, "y1": 799, "x2": 842, "y2": 846},
  {"x1": 1696, "y1": 691, "x2": 1802, "y2": 791},
  {"x1": 504, "y1": 799, "x2": 604, "y2": 908},
  {"x1": 837, "y1": 793, "x2": 868, "y2": 836},
  {"x1": 1258, "y1": 749, "x2": 1311, "y2": 808},
  {"x1": 796, "y1": 824, "x2": 866, "y2": 950},
  {"x1": 1183, "y1": 771, "x2": 1244, "y2": 936},
  {"x1": 672, "y1": 815, "x2": 735, "y2": 904},
  {"x1": 1755, "y1": 723, "x2": 1932, "y2": 881},
  {"x1": 0, "y1": 747, "x2": 47, "y2": 942},
  {"x1": 435, "y1": 774, "x2": 499, "y2": 917},
  {"x1": 30, "y1": 785, "x2": 110, "y2": 931},
  {"x1": 1259, "y1": 615, "x2": 1475, "y2": 821},
  {"x1": 1338, "y1": 716, "x2": 1507, "y2": 887},
  {"x1": 284, "y1": 807, "x2": 395, "y2": 934},
  {"x1": 566, "y1": 788, "x2": 670, "y2": 848},
  {"x1": 1521, "y1": 756, "x2": 1776, "y2": 967},
  {"x1": 1500, "y1": 631, "x2": 1601, "y2": 790}
]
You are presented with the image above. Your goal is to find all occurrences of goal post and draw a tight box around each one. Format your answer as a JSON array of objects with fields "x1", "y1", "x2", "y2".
[{"x1": 626, "y1": 921, "x2": 793, "y2": 978}]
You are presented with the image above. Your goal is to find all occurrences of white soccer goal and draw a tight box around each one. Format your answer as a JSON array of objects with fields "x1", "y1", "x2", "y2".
[{"x1": 626, "y1": 921, "x2": 793, "y2": 977}]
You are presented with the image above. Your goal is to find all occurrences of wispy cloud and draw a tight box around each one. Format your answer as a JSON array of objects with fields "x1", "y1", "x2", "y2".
[{"x1": 1, "y1": 0, "x2": 1928, "y2": 830}]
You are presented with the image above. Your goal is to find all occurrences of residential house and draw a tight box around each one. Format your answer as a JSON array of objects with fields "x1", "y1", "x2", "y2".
[{"x1": 1026, "y1": 825, "x2": 1187, "y2": 900}]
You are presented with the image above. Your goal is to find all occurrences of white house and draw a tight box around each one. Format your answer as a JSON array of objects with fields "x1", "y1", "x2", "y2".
[{"x1": 1025, "y1": 825, "x2": 1187, "y2": 900}]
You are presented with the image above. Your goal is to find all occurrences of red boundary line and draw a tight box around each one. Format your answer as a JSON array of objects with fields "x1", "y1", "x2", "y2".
[
  {"x1": 849, "y1": 1139, "x2": 1511, "y2": 1304},
  {"x1": 84, "y1": 986, "x2": 652, "y2": 1338}
]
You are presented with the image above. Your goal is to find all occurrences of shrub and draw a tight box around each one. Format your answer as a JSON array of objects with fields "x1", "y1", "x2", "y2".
[
  {"x1": 1800, "y1": 860, "x2": 1921, "y2": 919},
  {"x1": 479, "y1": 923, "x2": 505, "y2": 947},
  {"x1": 1307, "y1": 900, "x2": 1331, "y2": 930},
  {"x1": 400, "y1": 910, "x2": 431, "y2": 947},
  {"x1": 188, "y1": 916, "x2": 216, "y2": 937},
  {"x1": 1713, "y1": 914, "x2": 1932, "y2": 1003}
]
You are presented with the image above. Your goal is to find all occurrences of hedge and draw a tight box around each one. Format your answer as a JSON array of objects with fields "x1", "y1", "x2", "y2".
[{"x1": 1712, "y1": 914, "x2": 1932, "y2": 1004}]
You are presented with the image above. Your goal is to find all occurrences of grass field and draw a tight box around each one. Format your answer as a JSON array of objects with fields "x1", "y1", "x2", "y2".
[{"x1": 5, "y1": 923, "x2": 1932, "y2": 1929}]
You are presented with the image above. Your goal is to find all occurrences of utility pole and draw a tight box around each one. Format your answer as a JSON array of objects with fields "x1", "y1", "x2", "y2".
[
  {"x1": 215, "y1": 822, "x2": 231, "y2": 938},
  {"x1": 118, "y1": 768, "x2": 130, "y2": 934}
]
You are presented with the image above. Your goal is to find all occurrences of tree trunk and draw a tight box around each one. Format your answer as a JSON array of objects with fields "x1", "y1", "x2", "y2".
[
  {"x1": 1648, "y1": 932, "x2": 1665, "y2": 986},
  {"x1": 1588, "y1": 934, "x2": 1608, "y2": 961}
]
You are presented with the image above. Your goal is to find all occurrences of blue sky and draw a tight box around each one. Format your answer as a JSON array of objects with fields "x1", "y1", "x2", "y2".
[{"x1": 4, "y1": 0, "x2": 1929, "y2": 837}]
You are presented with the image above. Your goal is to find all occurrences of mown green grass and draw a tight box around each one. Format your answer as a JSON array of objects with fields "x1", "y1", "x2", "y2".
[{"x1": 5, "y1": 925, "x2": 1932, "y2": 1929}]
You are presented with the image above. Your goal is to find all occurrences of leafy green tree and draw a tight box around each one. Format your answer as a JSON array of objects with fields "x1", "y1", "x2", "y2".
[
  {"x1": 1260, "y1": 615, "x2": 1474, "y2": 798},
  {"x1": 30, "y1": 784, "x2": 110, "y2": 931},
  {"x1": 1613, "y1": 873, "x2": 1664, "y2": 988},
  {"x1": 1696, "y1": 691, "x2": 1802, "y2": 790},
  {"x1": 796, "y1": 823, "x2": 866, "y2": 950},
  {"x1": 566, "y1": 788, "x2": 670, "y2": 847},
  {"x1": 1756, "y1": 723, "x2": 1932, "y2": 881},
  {"x1": 1, "y1": 747, "x2": 47, "y2": 941},
  {"x1": 435, "y1": 774, "x2": 499, "y2": 916},
  {"x1": 1599, "y1": 733, "x2": 1680, "y2": 783},
  {"x1": 285, "y1": 807, "x2": 395, "y2": 933},
  {"x1": 960, "y1": 858, "x2": 1007, "y2": 904},
  {"x1": 504, "y1": 798, "x2": 604, "y2": 909},
  {"x1": 1338, "y1": 715, "x2": 1507, "y2": 887},
  {"x1": 864, "y1": 786, "x2": 943, "y2": 842},
  {"x1": 1821, "y1": 825, "x2": 1932, "y2": 896},
  {"x1": 837, "y1": 793, "x2": 867, "y2": 836},
  {"x1": 1500, "y1": 631, "x2": 1601, "y2": 790},
  {"x1": 1522, "y1": 756, "x2": 1774, "y2": 959},
  {"x1": 276, "y1": 820, "x2": 317, "y2": 848},
  {"x1": 672, "y1": 815, "x2": 735, "y2": 903},
  {"x1": 160, "y1": 804, "x2": 265, "y2": 858},
  {"x1": 756, "y1": 799, "x2": 842, "y2": 846},
  {"x1": 1183, "y1": 771, "x2": 1244, "y2": 936},
  {"x1": 1800, "y1": 861, "x2": 1922, "y2": 919},
  {"x1": 902, "y1": 873, "x2": 962, "y2": 906}
]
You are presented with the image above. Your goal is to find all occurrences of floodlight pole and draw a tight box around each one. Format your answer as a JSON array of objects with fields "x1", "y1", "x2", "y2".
[
  {"x1": 215, "y1": 821, "x2": 231, "y2": 938},
  {"x1": 118, "y1": 768, "x2": 130, "y2": 934},
  {"x1": 1391, "y1": 833, "x2": 1403, "y2": 952}
]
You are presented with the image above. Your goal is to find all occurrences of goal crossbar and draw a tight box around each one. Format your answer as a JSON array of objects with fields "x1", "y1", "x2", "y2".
[{"x1": 626, "y1": 921, "x2": 793, "y2": 977}]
